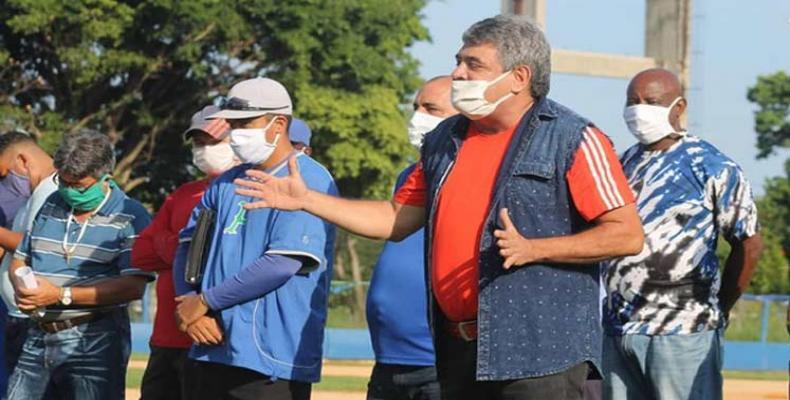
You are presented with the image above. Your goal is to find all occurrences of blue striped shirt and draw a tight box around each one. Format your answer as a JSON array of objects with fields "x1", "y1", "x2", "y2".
[{"x1": 14, "y1": 183, "x2": 153, "y2": 319}]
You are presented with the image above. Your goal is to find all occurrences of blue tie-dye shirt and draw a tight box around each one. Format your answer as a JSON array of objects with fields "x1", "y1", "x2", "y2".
[{"x1": 604, "y1": 135, "x2": 759, "y2": 335}]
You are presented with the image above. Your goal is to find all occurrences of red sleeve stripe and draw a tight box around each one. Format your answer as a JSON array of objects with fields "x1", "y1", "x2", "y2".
[
  {"x1": 585, "y1": 127, "x2": 627, "y2": 206},
  {"x1": 580, "y1": 127, "x2": 626, "y2": 209}
]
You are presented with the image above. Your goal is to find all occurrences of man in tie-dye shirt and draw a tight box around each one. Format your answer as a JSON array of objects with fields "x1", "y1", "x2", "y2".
[{"x1": 603, "y1": 69, "x2": 764, "y2": 400}]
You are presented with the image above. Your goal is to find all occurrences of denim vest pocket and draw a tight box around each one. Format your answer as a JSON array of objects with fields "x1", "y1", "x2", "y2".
[
  {"x1": 513, "y1": 160, "x2": 554, "y2": 180},
  {"x1": 509, "y1": 160, "x2": 556, "y2": 210}
]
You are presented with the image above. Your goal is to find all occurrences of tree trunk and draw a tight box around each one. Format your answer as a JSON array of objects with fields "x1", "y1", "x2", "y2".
[
  {"x1": 346, "y1": 235, "x2": 367, "y2": 322},
  {"x1": 333, "y1": 233, "x2": 349, "y2": 280}
]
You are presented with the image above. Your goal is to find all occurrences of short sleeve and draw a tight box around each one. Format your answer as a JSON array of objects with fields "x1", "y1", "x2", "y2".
[
  {"x1": 567, "y1": 127, "x2": 635, "y2": 221},
  {"x1": 711, "y1": 166, "x2": 759, "y2": 242},
  {"x1": 265, "y1": 209, "x2": 328, "y2": 270},
  {"x1": 393, "y1": 162, "x2": 427, "y2": 207},
  {"x1": 13, "y1": 230, "x2": 31, "y2": 263},
  {"x1": 118, "y1": 205, "x2": 155, "y2": 280}
]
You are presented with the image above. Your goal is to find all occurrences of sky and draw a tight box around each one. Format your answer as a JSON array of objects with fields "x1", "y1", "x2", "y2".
[{"x1": 409, "y1": 0, "x2": 790, "y2": 195}]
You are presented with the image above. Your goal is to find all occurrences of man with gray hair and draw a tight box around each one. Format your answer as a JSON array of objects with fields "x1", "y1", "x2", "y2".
[
  {"x1": 236, "y1": 15, "x2": 643, "y2": 399},
  {"x1": 7, "y1": 130, "x2": 152, "y2": 400}
]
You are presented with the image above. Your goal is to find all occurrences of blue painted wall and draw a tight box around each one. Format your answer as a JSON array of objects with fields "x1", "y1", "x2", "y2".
[{"x1": 130, "y1": 324, "x2": 788, "y2": 371}]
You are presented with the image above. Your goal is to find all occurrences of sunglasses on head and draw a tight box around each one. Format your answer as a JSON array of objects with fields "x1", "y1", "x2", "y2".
[{"x1": 221, "y1": 97, "x2": 288, "y2": 112}]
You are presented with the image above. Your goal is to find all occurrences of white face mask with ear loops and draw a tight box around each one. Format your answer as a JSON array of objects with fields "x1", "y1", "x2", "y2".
[
  {"x1": 451, "y1": 71, "x2": 514, "y2": 120},
  {"x1": 623, "y1": 97, "x2": 685, "y2": 145},
  {"x1": 229, "y1": 118, "x2": 280, "y2": 164},
  {"x1": 407, "y1": 112, "x2": 445, "y2": 148},
  {"x1": 192, "y1": 142, "x2": 238, "y2": 176}
]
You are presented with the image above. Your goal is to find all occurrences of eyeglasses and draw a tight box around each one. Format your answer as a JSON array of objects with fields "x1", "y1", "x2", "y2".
[{"x1": 221, "y1": 97, "x2": 288, "y2": 112}]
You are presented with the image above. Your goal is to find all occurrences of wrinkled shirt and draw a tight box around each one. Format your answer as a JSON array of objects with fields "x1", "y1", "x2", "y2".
[{"x1": 604, "y1": 135, "x2": 759, "y2": 335}]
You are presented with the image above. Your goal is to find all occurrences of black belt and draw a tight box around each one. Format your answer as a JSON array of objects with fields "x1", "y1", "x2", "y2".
[{"x1": 37, "y1": 312, "x2": 106, "y2": 334}]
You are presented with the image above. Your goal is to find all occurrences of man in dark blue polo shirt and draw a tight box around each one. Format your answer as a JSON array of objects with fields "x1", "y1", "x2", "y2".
[{"x1": 366, "y1": 76, "x2": 455, "y2": 400}]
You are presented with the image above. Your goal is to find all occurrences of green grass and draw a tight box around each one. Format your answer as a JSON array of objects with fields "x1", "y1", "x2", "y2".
[
  {"x1": 326, "y1": 306, "x2": 368, "y2": 329},
  {"x1": 723, "y1": 370, "x2": 788, "y2": 381},
  {"x1": 126, "y1": 367, "x2": 144, "y2": 389},
  {"x1": 725, "y1": 300, "x2": 789, "y2": 342},
  {"x1": 314, "y1": 375, "x2": 368, "y2": 392}
]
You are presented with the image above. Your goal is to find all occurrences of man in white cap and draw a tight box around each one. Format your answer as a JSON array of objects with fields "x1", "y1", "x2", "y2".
[
  {"x1": 172, "y1": 77, "x2": 337, "y2": 400},
  {"x1": 131, "y1": 105, "x2": 236, "y2": 400}
]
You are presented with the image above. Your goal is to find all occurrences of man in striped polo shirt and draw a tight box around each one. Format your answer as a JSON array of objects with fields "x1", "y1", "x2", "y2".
[{"x1": 7, "y1": 131, "x2": 152, "y2": 400}]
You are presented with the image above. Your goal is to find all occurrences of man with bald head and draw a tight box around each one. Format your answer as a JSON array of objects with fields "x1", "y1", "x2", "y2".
[
  {"x1": 406, "y1": 76, "x2": 455, "y2": 147},
  {"x1": 365, "y1": 76, "x2": 455, "y2": 400},
  {"x1": 603, "y1": 68, "x2": 764, "y2": 400}
]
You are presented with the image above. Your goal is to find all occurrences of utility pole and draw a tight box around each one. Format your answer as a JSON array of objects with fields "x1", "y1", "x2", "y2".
[{"x1": 503, "y1": 0, "x2": 692, "y2": 92}]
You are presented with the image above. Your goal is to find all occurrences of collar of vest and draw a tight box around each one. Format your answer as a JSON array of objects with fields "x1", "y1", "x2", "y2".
[{"x1": 445, "y1": 96, "x2": 557, "y2": 140}]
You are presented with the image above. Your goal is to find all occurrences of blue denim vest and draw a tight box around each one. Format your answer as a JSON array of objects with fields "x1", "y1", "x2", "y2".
[{"x1": 421, "y1": 97, "x2": 602, "y2": 380}]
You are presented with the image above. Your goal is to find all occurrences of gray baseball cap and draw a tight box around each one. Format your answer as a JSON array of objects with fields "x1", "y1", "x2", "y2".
[
  {"x1": 209, "y1": 77, "x2": 293, "y2": 120},
  {"x1": 184, "y1": 105, "x2": 230, "y2": 139}
]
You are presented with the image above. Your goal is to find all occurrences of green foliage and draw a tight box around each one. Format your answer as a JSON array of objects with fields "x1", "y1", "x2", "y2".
[
  {"x1": 717, "y1": 231, "x2": 788, "y2": 295},
  {"x1": 747, "y1": 71, "x2": 790, "y2": 159},
  {"x1": 758, "y1": 164, "x2": 790, "y2": 256},
  {"x1": 0, "y1": 0, "x2": 428, "y2": 206},
  {"x1": 739, "y1": 71, "x2": 790, "y2": 295}
]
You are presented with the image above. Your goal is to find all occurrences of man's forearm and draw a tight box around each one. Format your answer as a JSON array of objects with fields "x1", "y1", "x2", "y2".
[
  {"x1": 8, "y1": 258, "x2": 24, "y2": 288},
  {"x1": 719, "y1": 234, "x2": 763, "y2": 316},
  {"x1": 529, "y1": 221, "x2": 644, "y2": 264},
  {"x1": 0, "y1": 228, "x2": 23, "y2": 253},
  {"x1": 71, "y1": 275, "x2": 148, "y2": 306},
  {"x1": 302, "y1": 190, "x2": 420, "y2": 241}
]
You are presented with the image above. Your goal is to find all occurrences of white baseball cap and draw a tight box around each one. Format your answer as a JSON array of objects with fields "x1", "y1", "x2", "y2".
[{"x1": 209, "y1": 77, "x2": 293, "y2": 120}]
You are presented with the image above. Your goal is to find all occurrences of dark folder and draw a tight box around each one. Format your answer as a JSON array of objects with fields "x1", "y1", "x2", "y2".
[{"x1": 184, "y1": 208, "x2": 216, "y2": 286}]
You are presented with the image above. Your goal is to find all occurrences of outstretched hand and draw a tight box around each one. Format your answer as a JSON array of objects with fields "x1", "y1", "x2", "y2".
[
  {"x1": 493, "y1": 208, "x2": 536, "y2": 269},
  {"x1": 235, "y1": 155, "x2": 309, "y2": 210}
]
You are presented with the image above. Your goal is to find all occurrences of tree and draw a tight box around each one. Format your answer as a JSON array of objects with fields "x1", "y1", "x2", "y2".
[
  {"x1": 1, "y1": 0, "x2": 429, "y2": 317},
  {"x1": 740, "y1": 71, "x2": 790, "y2": 294},
  {"x1": 747, "y1": 71, "x2": 790, "y2": 159}
]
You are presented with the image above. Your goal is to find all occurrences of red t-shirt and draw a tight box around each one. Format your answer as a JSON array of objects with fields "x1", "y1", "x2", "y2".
[
  {"x1": 394, "y1": 125, "x2": 634, "y2": 322},
  {"x1": 131, "y1": 179, "x2": 210, "y2": 348}
]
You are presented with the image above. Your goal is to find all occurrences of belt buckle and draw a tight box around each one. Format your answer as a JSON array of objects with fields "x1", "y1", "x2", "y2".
[{"x1": 457, "y1": 320, "x2": 476, "y2": 342}]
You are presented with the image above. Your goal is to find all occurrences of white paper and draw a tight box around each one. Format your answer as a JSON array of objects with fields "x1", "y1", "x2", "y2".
[{"x1": 14, "y1": 266, "x2": 38, "y2": 289}]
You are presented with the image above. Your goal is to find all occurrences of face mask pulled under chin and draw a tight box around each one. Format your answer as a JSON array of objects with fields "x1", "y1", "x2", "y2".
[
  {"x1": 407, "y1": 112, "x2": 445, "y2": 148},
  {"x1": 623, "y1": 97, "x2": 685, "y2": 145},
  {"x1": 451, "y1": 70, "x2": 514, "y2": 120},
  {"x1": 192, "y1": 142, "x2": 238, "y2": 176},
  {"x1": 229, "y1": 118, "x2": 280, "y2": 165}
]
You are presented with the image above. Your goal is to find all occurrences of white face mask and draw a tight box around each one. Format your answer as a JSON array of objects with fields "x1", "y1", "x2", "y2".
[
  {"x1": 192, "y1": 142, "x2": 238, "y2": 176},
  {"x1": 407, "y1": 112, "x2": 445, "y2": 148},
  {"x1": 623, "y1": 97, "x2": 684, "y2": 145},
  {"x1": 451, "y1": 71, "x2": 514, "y2": 120},
  {"x1": 229, "y1": 118, "x2": 281, "y2": 165}
]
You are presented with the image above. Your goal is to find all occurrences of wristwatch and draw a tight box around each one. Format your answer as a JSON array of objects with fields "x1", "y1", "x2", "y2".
[{"x1": 60, "y1": 287, "x2": 73, "y2": 306}]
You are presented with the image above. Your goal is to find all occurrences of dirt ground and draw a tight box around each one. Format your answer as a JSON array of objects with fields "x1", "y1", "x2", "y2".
[
  {"x1": 126, "y1": 379, "x2": 787, "y2": 400},
  {"x1": 723, "y1": 379, "x2": 787, "y2": 400}
]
